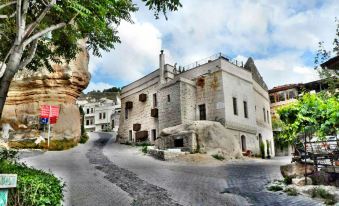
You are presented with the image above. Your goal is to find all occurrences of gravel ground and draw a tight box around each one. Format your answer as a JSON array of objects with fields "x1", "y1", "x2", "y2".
[{"x1": 20, "y1": 132, "x2": 323, "y2": 206}]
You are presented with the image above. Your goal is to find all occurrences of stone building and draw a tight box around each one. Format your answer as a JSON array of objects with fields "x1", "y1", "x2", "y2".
[
  {"x1": 77, "y1": 97, "x2": 121, "y2": 132},
  {"x1": 118, "y1": 51, "x2": 274, "y2": 156}
]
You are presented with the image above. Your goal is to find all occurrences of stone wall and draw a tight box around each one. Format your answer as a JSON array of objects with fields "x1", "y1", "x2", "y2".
[{"x1": 2, "y1": 42, "x2": 90, "y2": 142}]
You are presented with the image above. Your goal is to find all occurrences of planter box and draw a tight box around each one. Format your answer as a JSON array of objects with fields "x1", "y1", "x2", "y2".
[
  {"x1": 133, "y1": 123, "x2": 141, "y2": 131},
  {"x1": 139, "y1": 93, "x2": 147, "y2": 102},
  {"x1": 151, "y1": 108, "x2": 158, "y2": 118},
  {"x1": 126, "y1": 101, "x2": 133, "y2": 109},
  {"x1": 135, "y1": 131, "x2": 148, "y2": 141}
]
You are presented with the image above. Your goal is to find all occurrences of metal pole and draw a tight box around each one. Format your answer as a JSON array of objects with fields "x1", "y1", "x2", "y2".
[{"x1": 47, "y1": 105, "x2": 51, "y2": 149}]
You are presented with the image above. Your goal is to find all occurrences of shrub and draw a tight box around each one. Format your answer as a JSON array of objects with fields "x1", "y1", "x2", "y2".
[
  {"x1": 284, "y1": 187, "x2": 298, "y2": 196},
  {"x1": 0, "y1": 147, "x2": 18, "y2": 161},
  {"x1": 283, "y1": 176, "x2": 293, "y2": 185},
  {"x1": 267, "y1": 185, "x2": 283, "y2": 192},
  {"x1": 79, "y1": 133, "x2": 89, "y2": 144},
  {"x1": 311, "y1": 187, "x2": 336, "y2": 205},
  {"x1": 0, "y1": 160, "x2": 64, "y2": 206},
  {"x1": 135, "y1": 142, "x2": 151, "y2": 147},
  {"x1": 141, "y1": 146, "x2": 148, "y2": 154},
  {"x1": 212, "y1": 154, "x2": 225, "y2": 161},
  {"x1": 260, "y1": 142, "x2": 265, "y2": 159}
]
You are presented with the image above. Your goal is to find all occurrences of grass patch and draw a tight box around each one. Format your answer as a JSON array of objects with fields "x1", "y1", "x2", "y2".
[
  {"x1": 0, "y1": 160, "x2": 64, "y2": 206},
  {"x1": 267, "y1": 185, "x2": 283, "y2": 192},
  {"x1": 135, "y1": 142, "x2": 151, "y2": 147},
  {"x1": 9, "y1": 138, "x2": 78, "y2": 151},
  {"x1": 284, "y1": 187, "x2": 298, "y2": 196},
  {"x1": 311, "y1": 187, "x2": 337, "y2": 205},
  {"x1": 141, "y1": 146, "x2": 148, "y2": 154},
  {"x1": 212, "y1": 154, "x2": 225, "y2": 161},
  {"x1": 79, "y1": 133, "x2": 89, "y2": 144}
]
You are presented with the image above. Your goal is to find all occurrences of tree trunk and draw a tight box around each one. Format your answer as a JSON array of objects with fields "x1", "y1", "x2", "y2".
[{"x1": 0, "y1": 48, "x2": 23, "y2": 119}]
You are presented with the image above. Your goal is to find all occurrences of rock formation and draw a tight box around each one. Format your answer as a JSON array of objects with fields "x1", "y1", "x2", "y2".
[
  {"x1": 1, "y1": 42, "x2": 90, "y2": 143},
  {"x1": 157, "y1": 121, "x2": 243, "y2": 159}
]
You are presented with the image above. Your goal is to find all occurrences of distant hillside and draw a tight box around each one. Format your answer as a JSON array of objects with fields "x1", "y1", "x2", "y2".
[{"x1": 79, "y1": 87, "x2": 121, "y2": 103}]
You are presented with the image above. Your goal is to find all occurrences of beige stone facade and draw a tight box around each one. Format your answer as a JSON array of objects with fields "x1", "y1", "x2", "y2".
[{"x1": 118, "y1": 52, "x2": 274, "y2": 156}]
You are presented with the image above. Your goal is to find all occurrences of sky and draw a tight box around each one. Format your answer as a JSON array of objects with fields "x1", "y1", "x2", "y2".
[{"x1": 85, "y1": 0, "x2": 339, "y2": 93}]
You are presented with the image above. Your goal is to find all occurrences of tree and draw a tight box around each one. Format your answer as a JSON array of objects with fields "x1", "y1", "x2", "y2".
[
  {"x1": 277, "y1": 93, "x2": 339, "y2": 144},
  {"x1": 0, "y1": 0, "x2": 181, "y2": 118},
  {"x1": 314, "y1": 18, "x2": 339, "y2": 96}
]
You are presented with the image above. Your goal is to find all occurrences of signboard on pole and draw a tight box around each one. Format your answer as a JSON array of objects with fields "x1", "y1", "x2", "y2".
[{"x1": 39, "y1": 105, "x2": 60, "y2": 148}]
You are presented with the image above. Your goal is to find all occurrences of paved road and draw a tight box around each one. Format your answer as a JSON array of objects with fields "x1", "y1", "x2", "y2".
[{"x1": 21, "y1": 132, "x2": 322, "y2": 206}]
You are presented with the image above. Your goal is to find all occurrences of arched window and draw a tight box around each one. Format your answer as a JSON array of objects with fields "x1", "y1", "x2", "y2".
[{"x1": 241, "y1": 135, "x2": 246, "y2": 151}]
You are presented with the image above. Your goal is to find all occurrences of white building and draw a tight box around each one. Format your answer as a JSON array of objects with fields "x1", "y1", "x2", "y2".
[
  {"x1": 77, "y1": 97, "x2": 121, "y2": 132},
  {"x1": 118, "y1": 51, "x2": 274, "y2": 156}
]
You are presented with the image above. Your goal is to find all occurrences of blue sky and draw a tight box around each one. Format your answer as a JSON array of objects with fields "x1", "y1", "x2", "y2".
[{"x1": 85, "y1": 0, "x2": 338, "y2": 92}]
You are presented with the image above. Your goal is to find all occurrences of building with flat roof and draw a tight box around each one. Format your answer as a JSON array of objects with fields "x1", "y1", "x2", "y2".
[{"x1": 118, "y1": 51, "x2": 274, "y2": 156}]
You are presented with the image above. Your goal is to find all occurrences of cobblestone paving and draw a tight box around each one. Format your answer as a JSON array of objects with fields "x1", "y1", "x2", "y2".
[
  {"x1": 86, "y1": 133, "x2": 181, "y2": 206},
  {"x1": 21, "y1": 132, "x2": 324, "y2": 206}
]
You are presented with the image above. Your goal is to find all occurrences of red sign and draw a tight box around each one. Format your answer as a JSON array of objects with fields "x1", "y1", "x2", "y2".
[{"x1": 40, "y1": 105, "x2": 60, "y2": 124}]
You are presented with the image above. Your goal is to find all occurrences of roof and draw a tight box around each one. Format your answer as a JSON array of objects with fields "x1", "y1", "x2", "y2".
[
  {"x1": 269, "y1": 84, "x2": 302, "y2": 93},
  {"x1": 321, "y1": 56, "x2": 339, "y2": 70}
]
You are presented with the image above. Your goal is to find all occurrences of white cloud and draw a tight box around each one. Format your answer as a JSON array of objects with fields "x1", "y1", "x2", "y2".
[
  {"x1": 89, "y1": 16, "x2": 164, "y2": 83},
  {"x1": 84, "y1": 82, "x2": 114, "y2": 93}
]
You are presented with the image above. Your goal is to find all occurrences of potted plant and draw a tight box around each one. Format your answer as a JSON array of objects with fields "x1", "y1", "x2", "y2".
[{"x1": 260, "y1": 142, "x2": 265, "y2": 159}]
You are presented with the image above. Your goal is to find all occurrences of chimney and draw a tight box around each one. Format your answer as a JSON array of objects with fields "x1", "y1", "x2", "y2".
[{"x1": 159, "y1": 50, "x2": 166, "y2": 84}]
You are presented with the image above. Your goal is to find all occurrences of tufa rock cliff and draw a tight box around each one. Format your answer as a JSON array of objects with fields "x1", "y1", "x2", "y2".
[{"x1": 1, "y1": 43, "x2": 90, "y2": 143}]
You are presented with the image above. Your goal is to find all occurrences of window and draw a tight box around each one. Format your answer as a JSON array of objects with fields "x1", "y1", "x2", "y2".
[
  {"x1": 263, "y1": 108, "x2": 266, "y2": 122},
  {"x1": 278, "y1": 92, "x2": 285, "y2": 102},
  {"x1": 243, "y1": 101, "x2": 248, "y2": 118},
  {"x1": 288, "y1": 91, "x2": 295, "y2": 99},
  {"x1": 91, "y1": 108, "x2": 94, "y2": 113},
  {"x1": 90, "y1": 119, "x2": 93, "y2": 125},
  {"x1": 152, "y1": 129, "x2": 156, "y2": 141},
  {"x1": 99, "y1": 113, "x2": 102, "y2": 119},
  {"x1": 167, "y1": 94, "x2": 171, "y2": 102},
  {"x1": 103, "y1": 112, "x2": 106, "y2": 119},
  {"x1": 125, "y1": 107, "x2": 129, "y2": 119},
  {"x1": 86, "y1": 108, "x2": 90, "y2": 114},
  {"x1": 269, "y1": 95, "x2": 275, "y2": 103},
  {"x1": 233, "y1": 97, "x2": 238, "y2": 115},
  {"x1": 86, "y1": 119, "x2": 89, "y2": 125},
  {"x1": 267, "y1": 110, "x2": 270, "y2": 124},
  {"x1": 199, "y1": 104, "x2": 206, "y2": 120},
  {"x1": 153, "y1": 93, "x2": 157, "y2": 108}
]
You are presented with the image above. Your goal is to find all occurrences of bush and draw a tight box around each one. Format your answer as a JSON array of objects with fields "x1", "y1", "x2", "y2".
[
  {"x1": 9, "y1": 139, "x2": 78, "y2": 151},
  {"x1": 283, "y1": 176, "x2": 293, "y2": 185},
  {"x1": 267, "y1": 185, "x2": 283, "y2": 192},
  {"x1": 135, "y1": 142, "x2": 151, "y2": 147},
  {"x1": 0, "y1": 147, "x2": 18, "y2": 161},
  {"x1": 79, "y1": 133, "x2": 89, "y2": 144},
  {"x1": 212, "y1": 154, "x2": 225, "y2": 161},
  {"x1": 141, "y1": 146, "x2": 148, "y2": 154},
  {"x1": 311, "y1": 187, "x2": 336, "y2": 205},
  {"x1": 260, "y1": 142, "x2": 265, "y2": 159},
  {"x1": 284, "y1": 187, "x2": 298, "y2": 196},
  {"x1": 0, "y1": 160, "x2": 64, "y2": 206}
]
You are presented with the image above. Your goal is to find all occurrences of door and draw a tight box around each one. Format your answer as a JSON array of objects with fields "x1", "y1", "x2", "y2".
[
  {"x1": 241, "y1": 135, "x2": 246, "y2": 151},
  {"x1": 199, "y1": 104, "x2": 206, "y2": 120}
]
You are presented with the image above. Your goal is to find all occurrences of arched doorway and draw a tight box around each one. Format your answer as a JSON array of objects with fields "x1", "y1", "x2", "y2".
[{"x1": 241, "y1": 135, "x2": 246, "y2": 151}]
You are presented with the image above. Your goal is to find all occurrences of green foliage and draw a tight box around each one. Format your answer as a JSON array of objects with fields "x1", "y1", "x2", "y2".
[
  {"x1": 277, "y1": 93, "x2": 339, "y2": 143},
  {"x1": 9, "y1": 139, "x2": 77, "y2": 151},
  {"x1": 0, "y1": 147, "x2": 18, "y2": 161},
  {"x1": 141, "y1": 145, "x2": 148, "y2": 154},
  {"x1": 267, "y1": 185, "x2": 283, "y2": 192},
  {"x1": 0, "y1": 0, "x2": 182, "y2": 71},
  {"x1": 135, "y1": 142, "x2": 151, "y2": 147},
  {"x1": 103, "y1": 87, "x2": 121, "y2": 93},
  {"x1": 212, "y1": 154, "x2": 225, "y2": 161},
  {"x1": 79, "y1": 133, "x2": 89, "y2": 144},
  {"x1": 0, "y1": 160, "x2": 64, "y2": 206},
  {"x1": 284, "y1": 187, "x2": 298, "y2": 196},
  {"x1": 283, "y1": 176, "x2": 293, "y2": 185},
  {"x1": 260, "y1": 142, "x2": 265, "y2": 158},
  {"x1": 311, "y1": 187, "x2": 337, "y2": 205},
  {"x1": 79, "y1": 106, "x2": 85, "y2": 136}
]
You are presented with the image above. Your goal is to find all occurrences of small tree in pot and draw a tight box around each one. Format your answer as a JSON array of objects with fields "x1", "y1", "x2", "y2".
[{"x1": 260, "y1": 142, "x2": 265, "y2": 159}]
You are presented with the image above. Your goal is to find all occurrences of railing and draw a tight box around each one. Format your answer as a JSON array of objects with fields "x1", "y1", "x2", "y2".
[{"x1": 181, "y1": 52, "x2": 244, "y2": 71}]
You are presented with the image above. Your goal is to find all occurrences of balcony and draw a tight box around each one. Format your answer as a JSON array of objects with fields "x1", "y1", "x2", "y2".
[
  {"x1": 151, "y1": 108, "x2": 158, "y2": 118},
  {"x1": 139, "y1": 93, "x2": 147, "y2": 102},
  {"x1": 133, "y1": 123, "x2": 141, "y2": 131}
]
